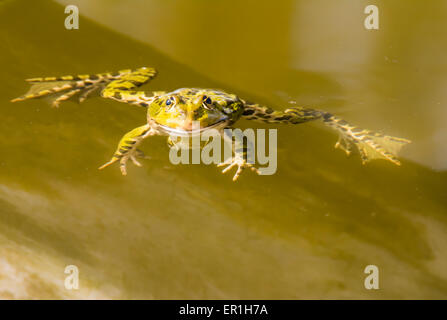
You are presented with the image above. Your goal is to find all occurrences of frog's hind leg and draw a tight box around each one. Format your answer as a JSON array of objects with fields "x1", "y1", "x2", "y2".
[
  {"x1": 11, "y1": 67, "x2": 157, "y2": 107},
  {"x1": 100, "y1": 67, "x2": 158, "y2": 107},
  {"x1": 51, "y1": 88, "x2": 82, "y2": 108},
  {"x1": 11, "y1": 76, "x2": 107, "y2": 107},
  {"x1": 242, "y1": 103, "x2": 411, "y2": 165},
  {"x1": 98, "y1": 124, "x2": 157, "y2": 175},
  {"x1": 241, "y1": 103, "x2": 322, "y2": 124},
  {"x1": 323, "y1": 114, "x2": 411, "y2": 165},
  {"x1": 11, "y1": 81, "x2": 79, "y2": 105}
]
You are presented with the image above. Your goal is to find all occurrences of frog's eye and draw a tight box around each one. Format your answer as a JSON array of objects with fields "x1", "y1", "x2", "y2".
[
  {"x1": 165, "y1": 97, "x2": 176, "y2": 109},
  {"x1": 202, "y1": 95, "x2": 213, "y2": 109}
]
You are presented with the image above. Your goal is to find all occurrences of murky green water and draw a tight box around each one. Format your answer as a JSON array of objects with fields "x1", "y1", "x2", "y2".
[{"x1": 0, "y1": 0, "x2": 446, "y2": 299}]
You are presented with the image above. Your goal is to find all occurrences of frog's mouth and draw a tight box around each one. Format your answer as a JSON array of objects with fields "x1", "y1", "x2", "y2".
[{"x1": 155, "y1": 119, "x2": 229, "y2": 137}]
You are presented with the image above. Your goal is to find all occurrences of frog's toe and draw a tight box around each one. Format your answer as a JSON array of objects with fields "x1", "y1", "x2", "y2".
[
  {"x1": 249, "y1": 165, "x2": 261, "y2": 175},
  {"x1": 99, "y1": 150, "x2": 150, "y2": 175},
  {"x1": 338, "y1": 131, "x2": 411, "y2": 166},
  {"x1": 131, "y1": 149, "x2": 151, "y2": 166},
  {"x1": 233, "y1": 167, "x2": 244, "y2": 181},
  {"x1": 119, "y1": 159, "x2": 128, "y2": 176},
  {"x1": 231, "y1": 163, "x2": 260, "y2": 181},
  {"x1": 217, "y1": 157, "x2": 260, "y2": 181},
  {"x1": 130, "y1": 155, "x2": 142, "y2": 167},
  {"x1": 354, "y1": 136, "x2": 403, "y2": 166},
  {"x1": 334, "y1": 136, "x2": 352, "y2": 156},
  {"x1": 98, "y1": 157, "x2": 119, "y2": 171},
  {"x1": 98, "y1": 155, "x2": 129, "y2": 175},
  {"x1": 135, "y1": 149, "x2": 151, "y2": 160},
  {"x1": 218, "y1": 160, "x2": 237, "y2": 173}
]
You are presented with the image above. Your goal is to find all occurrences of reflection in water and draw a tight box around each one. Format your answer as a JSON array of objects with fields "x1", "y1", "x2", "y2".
[{"x1": 0, "y1": 0, "x2": 445, "y2": 299}]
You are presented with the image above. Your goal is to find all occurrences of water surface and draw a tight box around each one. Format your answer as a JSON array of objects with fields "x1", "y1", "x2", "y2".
[{"x1": 0, "y1": 0, "x2": 446, "y2": 299}]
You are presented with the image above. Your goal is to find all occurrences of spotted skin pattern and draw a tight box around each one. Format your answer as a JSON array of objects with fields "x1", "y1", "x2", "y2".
[
  {"x1": 12, "y1": 67, "x2": 411, "y2": 181},
  {"x1": 241, "y1": 103, "x2": 410, "y2": 166}
]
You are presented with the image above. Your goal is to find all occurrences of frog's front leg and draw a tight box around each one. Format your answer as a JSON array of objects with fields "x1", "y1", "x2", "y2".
[
  {"x1": 217, "y1": 128, "x2": 261, "y2": 181},
  {"x1": 98, "y1": 124, "x2": 158, "y2": 175}
]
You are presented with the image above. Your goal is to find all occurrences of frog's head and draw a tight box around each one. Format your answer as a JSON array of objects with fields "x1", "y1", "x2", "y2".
[{"x1": 148, "y1": 88, "x2": 243, "y2": 135}]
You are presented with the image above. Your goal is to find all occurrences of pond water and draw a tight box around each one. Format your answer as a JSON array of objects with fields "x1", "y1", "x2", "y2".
[{"x1": 0, "y1": 0, "x2": 446, "y2": 299}]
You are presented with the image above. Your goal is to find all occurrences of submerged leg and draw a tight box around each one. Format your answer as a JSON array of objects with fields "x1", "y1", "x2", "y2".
[
  {"x1": 98, "y1": 124, "x2": 157, "y2": 175},
  {"x1": 242, "y1": 103, "x2": 411, "y2": 165},
  {"x1": 100, "y1": 67, "x2": 159, "y2": 107},
  {"x1": 321, "y1": 113, "x2": 411, "y2": 165},
  {"x1": 52, "y1": 88, "x2": 81, "y2": 108},
  {"x1": 217, "y1": 128, "x2": 260, "y2": 181},
  {"x1": 11, "y1": 67, "x2": 158, "y2": 108}
]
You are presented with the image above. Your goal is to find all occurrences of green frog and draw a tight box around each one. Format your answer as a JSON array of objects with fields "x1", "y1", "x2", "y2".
[{"x1": 11, "y1": 67, "x2": 411, "y2": 181}]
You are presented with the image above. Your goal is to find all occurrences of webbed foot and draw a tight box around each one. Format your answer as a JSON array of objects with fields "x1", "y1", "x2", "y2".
[
  {"x1": 335, "y1": 130, "x2": 411, "y2": 165},
  {"x1": 217, "y1": 157, "x2": 261, "y2": 181},
  {"x1": 98, "y1": 149, "x2": 149, "y2": 175},
  {"x1": 98, "y1": 124, "x2": 154, "y2": 175}
]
